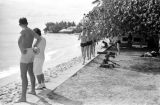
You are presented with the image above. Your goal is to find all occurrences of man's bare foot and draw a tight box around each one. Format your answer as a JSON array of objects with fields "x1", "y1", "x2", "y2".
[
  {"x1": 15, "y1": 98, "x2": 26, "y2": 103},
  {"x1": 28, "y1": 91, "x2": 36, "y2": 95}
]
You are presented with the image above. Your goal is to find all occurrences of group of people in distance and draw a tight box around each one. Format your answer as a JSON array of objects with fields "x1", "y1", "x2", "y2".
[
  {"x1": 78, "y1": 27, "x2": 98, "y2": 65},
  {"x1": 17, "y1": 17, "x2": 46, "y2": 103},
  {"x1": 79, "y1": 22, "x2": 122, "y2": 65},
  {"x1": 79, "y1": 12, "x2": 122, "y2": 65}
]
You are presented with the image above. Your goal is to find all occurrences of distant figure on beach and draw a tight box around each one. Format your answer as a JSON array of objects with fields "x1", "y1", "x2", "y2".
[
  {"x1": 78, "y1": 27, "x2": 87, "y2": 65},
  {"x1": 86, "y1": 28, "x2": 92, "y2": 60},
  {"x1": 128, "y1": 33, "x2": 133, "y2": 48},
  {"x1": 90, "y1": 29, "x2": 97, "y2": 57},
  {"x1": 17, "y1": 17, "x2": 41, "y2": 103},
  {"x1": 116, "y1": 35, "x2": 121, "y2": 55},
  {"x1": 33, "y1": 28, "x2": 46, "y2": 90},
  {"x1": 110, "y1": 36, "x2": 121, "y2": 55}
]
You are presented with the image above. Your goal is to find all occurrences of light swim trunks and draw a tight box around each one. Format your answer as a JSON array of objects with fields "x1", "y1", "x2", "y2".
[{"x1": 20, "y1": 48, "x2": 34, "y2": 63}]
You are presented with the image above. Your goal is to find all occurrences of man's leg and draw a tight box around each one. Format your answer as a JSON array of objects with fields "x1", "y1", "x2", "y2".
[
  {"x1": 88, "y1": 45, "x2": 91, "y2": 60},
  {"x1": 117, "y1": 43, "x2": 120, "y2": 55},
  {"x1": 36, "y1": 74, "x2": 42, "y2": 84},
  {"x1": 41, "y1": 74, "x2": 45, "y2": 83},
  {"x1": 93, "y1": 43, "x2": 96, "y2": 57},
  {"x1": 27, "y1": 62, "x2": 36, "y2": 95},
  {"x1": 81, "y1": 47, "x2": 85, "y2": 64},
  {"x1": 17, "y1": 63, "x2": 28, "y2": 102},
  {"x1": 41, "y1": 74, "x2": 46, "y2": 88}
]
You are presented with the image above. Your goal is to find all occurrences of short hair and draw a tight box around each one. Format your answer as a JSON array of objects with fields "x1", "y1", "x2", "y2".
[
  {"x1": 33, "y1": 28, "x2": 41, "y2": 36},
  {"x1": 19, "y1": 17, "x2": 28, "y2": 25}
]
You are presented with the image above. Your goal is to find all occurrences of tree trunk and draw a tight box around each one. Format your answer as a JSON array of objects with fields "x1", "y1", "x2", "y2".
[{"x1": 147, "y1": 35, "x2": 159, "y2": 52}]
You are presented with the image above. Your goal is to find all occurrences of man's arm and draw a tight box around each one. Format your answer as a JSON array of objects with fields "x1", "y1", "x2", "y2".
[
  {"x1": 78, "y1": 33, "x2": 81, "y2": 40},
  {"x1": 33, "y1": 32, "x2": 41, "y2": 47},
  {"x1": 18, "y1": 34, "x2": 26, "y2": 54}
]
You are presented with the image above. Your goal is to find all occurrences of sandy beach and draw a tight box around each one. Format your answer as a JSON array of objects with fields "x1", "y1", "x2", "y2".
[
  {"x1": 0, "y1": 38, "x2": 103, "y2": 105},
  {"x1": 0, "y1": 56, "x2": 83, "y2": 105}
]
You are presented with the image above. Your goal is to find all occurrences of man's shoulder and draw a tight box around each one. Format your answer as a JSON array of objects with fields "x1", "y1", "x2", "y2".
[
  {"x1": 41, "y1": 37, "x2": 46, "y2": 42},
  {"x1": 20, "y1": 30, "x2": 26, "y2": 35},
  {"x1": 26, "y1": 28, "x2": 34, "y2": 33},
  {"x1": 21, "y1": 28, "x2": 32, "y2": 33}
]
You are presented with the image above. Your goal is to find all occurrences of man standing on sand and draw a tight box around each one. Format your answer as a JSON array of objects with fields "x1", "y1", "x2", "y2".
[{"x1": 17, "y1": 17, "x2": 41, "y2": 102}]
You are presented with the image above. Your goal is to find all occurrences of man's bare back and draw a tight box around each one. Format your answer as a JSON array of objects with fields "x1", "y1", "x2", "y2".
[{"x1": 20, "y1": 27, "x2": 35, "y2": 48}]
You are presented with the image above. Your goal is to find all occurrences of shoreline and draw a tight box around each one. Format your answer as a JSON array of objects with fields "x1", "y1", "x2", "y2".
[{"x1": 0, "y1": 43, "x2": 81, "y2": 87}]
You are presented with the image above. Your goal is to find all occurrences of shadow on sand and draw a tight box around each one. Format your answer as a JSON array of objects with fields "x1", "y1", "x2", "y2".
[
  {"x1": 25, "y1": 88, "x2": 83, "y2": 105},
  {"x1": 47, "y1": 91, "x2": 83, "y2": 105},
  {"x1": 129, "y1": 57, "x2": 160, "y2": 75}
]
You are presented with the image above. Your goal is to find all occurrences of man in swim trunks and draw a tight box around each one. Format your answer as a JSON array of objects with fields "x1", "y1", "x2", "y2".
[
  {"x1": 78, "y1": 27, "x2": 87, "y2": 65},
  {"x1": 17, "y1": 17, "x2": 41, "y2": 102},
  {"x1": 116, "y1": 35, "x2": 121, "y2": 55}
]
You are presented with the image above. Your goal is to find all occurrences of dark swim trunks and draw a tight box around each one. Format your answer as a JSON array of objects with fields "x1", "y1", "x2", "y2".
[
  {"x1": 117, "y1": 40, "x2": 121, "y2": 44},
  {"x1": 80, "y1": 43, "x2": 88, "y2": 47},
  {"x1": 87, "y1": 41, "x2": 92, "y2": 45}
]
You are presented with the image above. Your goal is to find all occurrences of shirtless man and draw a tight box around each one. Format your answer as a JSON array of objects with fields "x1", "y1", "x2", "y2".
[
  {"x1": 86, "y1": 28, "x2": 92, "y2": 60},
  {"x1": 17, "y1": 18, "x2": 41, "y2": 102},
  {"x1": 78, "y1": 28, "x2": 87, "y2": 65},
  {"x1": 116, "y1": 35, "x2": 121, "y2": 55},
  {"x1": 90, "y1": 28, "x2": 97, "y2": 57}
]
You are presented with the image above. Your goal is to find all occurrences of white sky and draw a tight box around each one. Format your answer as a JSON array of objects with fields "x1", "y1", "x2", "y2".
[{"x1": 0, "y1": 0, "x2": 95, "y2": 23}]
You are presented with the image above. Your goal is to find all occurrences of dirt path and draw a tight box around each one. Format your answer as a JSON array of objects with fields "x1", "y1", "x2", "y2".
[{"x1": 49, "y1": 49, "x2": 160, "y2": 105}]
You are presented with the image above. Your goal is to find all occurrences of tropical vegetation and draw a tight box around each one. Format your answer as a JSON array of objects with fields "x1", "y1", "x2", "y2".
[
  {"x1": 82, "y1": 0, "x2": 160, "y2": 51},
  {"x1": 44, "y1": 21, "x2": 76, "y2": 33}
]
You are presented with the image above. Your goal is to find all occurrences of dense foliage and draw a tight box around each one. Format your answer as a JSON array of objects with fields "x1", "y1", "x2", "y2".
[
  {"x1": 44, "y1": 21, "x2": 76, "y2": 33},
  {"x1": 83, "y1": 0, "x2": 160, "y2": 50},
  {"x1": 73, "y1": 23, "x2": 83, "y2": 33}
]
